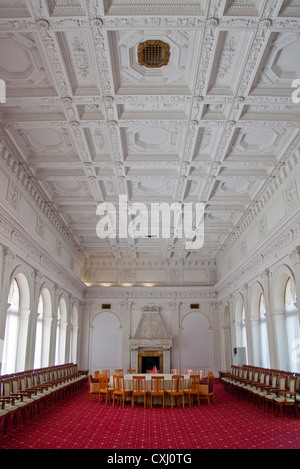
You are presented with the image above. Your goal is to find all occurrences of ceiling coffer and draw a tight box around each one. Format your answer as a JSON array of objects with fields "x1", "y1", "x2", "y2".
[{"x1": 138, "y1": 40, "x2": 170, "y2": 68}]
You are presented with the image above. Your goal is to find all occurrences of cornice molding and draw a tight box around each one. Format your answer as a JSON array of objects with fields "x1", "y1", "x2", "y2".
[
  {"x1": 0, "y1": 202, "x2": 85, "y2": 300},
  {"x1": 216, "y1": 204, "x2": 300, "y2": 300}
]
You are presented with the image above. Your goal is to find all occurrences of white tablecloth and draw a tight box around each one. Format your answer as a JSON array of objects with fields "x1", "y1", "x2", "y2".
[{"x1": 110, "y1": 373, "x2": 190, "y2": 391}]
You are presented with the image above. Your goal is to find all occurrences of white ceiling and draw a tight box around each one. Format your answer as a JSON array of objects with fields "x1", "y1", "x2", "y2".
[{"x1": 0, "y1": 0, "x2": 300, "y2": 285}]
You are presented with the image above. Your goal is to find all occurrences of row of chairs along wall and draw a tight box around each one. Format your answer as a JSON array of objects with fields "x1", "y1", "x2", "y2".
[
  {"x1": 221, "y1": 364, "x2": 300, "y2": 419},
  {"x1": 0, "y1": 363, "x2": 87, "y2": 434}
]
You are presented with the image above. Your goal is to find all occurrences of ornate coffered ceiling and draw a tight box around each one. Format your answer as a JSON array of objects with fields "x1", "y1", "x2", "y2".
[{"x1": 0, "y1": 0, "x2": 300, "y2": 286}]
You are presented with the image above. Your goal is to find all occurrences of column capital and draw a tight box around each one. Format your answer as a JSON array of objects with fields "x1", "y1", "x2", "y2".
[{"x1": 290, "y1": 246, "x2": 300, "y2": 266}]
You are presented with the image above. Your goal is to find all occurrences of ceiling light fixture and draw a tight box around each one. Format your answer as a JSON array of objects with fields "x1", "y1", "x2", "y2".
[{"x1": 137, "y1": 40, "x2": 170, "y2": 68}]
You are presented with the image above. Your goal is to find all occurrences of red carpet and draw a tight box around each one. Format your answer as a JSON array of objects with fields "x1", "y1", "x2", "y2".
[{"x1": 0, "y1": 381, "x2": 299, "y2": 449}]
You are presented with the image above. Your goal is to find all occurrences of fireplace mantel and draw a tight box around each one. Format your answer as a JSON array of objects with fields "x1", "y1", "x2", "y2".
[
  {"x1": 129, "y1": 338, "x2": 172, "y2": 373},
  {"x1": 129, "y1": 307, "x2": 172, "y2": 373}
]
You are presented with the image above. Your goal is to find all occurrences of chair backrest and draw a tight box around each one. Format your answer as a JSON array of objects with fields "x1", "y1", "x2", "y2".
[
  {"x1": 127, "y1": 369, "x2": 136, "y2": 374},
  {"x1": 113, "y1": 375, "x2": 125, "y2": 391},
  {"x1": 185, "y1": 369, "x2": 193, "y2": 376},
  {"x1": 11, "y1": 378, "x2": 19, "y2": 394},
  {"x1": 99, "y1": 374, "x2": 109, "y2": 389},
  {"x1": 20, "y1": 376, "x2": 27, "y2": 391},
  {"x1": 188, "y1": 374, "x2": 200, "y2": 391},
  {"x1": 2, "y1": 379, "x2": 11, "y2": 397},
  {"x1": 271, "y1": 374, "x2": 278, "y2": 388},
  {"x1": 295, "y1": 373, "x2": 300, "y2": 392},
  {"x1": 114, "y1": 369, "x2": 123, "y2": 375},
  {"x1": 208, "y1": 375, "x2": 215, "y2": 393},
  {"x1": 170, "y1": 375, "x2": 184, "y2": 391},
  {"x1": 289, "y1": 377, "x2": 296, "y2": 393},
  {"x1": 151, "y1": 376, "x2": 164, "y2": 392},
  {"x1": 171, "y1": 369, "x2": 180, "y2": 374},
  {"x1": 102, "y1": 369, "x2": 110, "y2": 380},
  {"x1": 88, "y1": 374, "x2": 98, "y2": 385},
  {"x1": 132, "y1": 375, "x2": 146, "y2": 392},
  {"x1": 279, "y1": 375, "x2": 287, "y2": 390}
]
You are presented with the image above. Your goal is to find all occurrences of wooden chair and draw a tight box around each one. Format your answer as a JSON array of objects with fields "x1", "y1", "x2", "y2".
[
  {"x1": 185, "y1": 369, "x2": 193, "y2": 376},
  {"x1": 165, "y1": 375, "x2": 185, "y2": 408},
  {"x1": 274, "y1": 377, "x2": 297, "y2": 419},
  {"x1": 265, "y1": 375, "x2": 287, "y2": 414},
  {"x1": 24, "y1": 373, "x2": 48, "y2": 413},
  {"x1": 184, "y1": 374, "x2": 200, "y2": 407},
  {"x1": 131, "y1": 375, "x2": 147, "y2": 407},
  {"x1": 112, "y1": 375, "x2": 132, "y2": 407},
  {"x1": 0, "y1": 379, "x2": 20, "y2": 431},
  {"x1": 127, "y1": 369, "x2": 136, "y2": 374},
  {"x1": 99, "y1": 374, "x2": 113, "y2": 405},
  {"x1": 171, "y1": 369, "x2": 180, "y2": 374},
  {"x1": 247, "y1": 370, "x2": 266, "y2": 404},
  {"x1": 88, "y1": 374, "x2": 100, "y2": 401},
  {"x1": 0, "y1": 402, "x2": 10, "y2": 435},
  {"x1": 150, "y1": 376, "x2": 165, "y2": 408},
  {"x1": 10, "y1": 377, "x2": 35, "y2": 423},
  {"x1": 255, "y1": 373, "x2": 272, "y2": 409},
  {"x1": 102, "y1": 369, "x2": 110, "y2": 380},
  {"x1": 114, "y1": 369, "x2": 123, "y2": 375},
  {"x1": 199, "y1": 375, "x2": 215, "y2": 405}
]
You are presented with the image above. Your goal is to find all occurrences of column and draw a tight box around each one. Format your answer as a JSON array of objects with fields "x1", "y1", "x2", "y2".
[
  {"x1": 228, "y1": 294, "x2": 235, "y2": 363},
  {"x1": 50, "y1": 285, "x2": 60, "y2": 365},
  {"x1": 242, "y1": 283, "x2": 252, "y2": 365},
  {"x1": 121, "y1": 301, "x2": 131, "y2": 371},
  {"x1": 261, "y1": 268, "x2": 276, "y2": 369},
  {"x1": 0, "y1": 247, "x2": 15, "y2": 343},
  {"x1": 169, "y1": 301, "x2": 180, "y2": 370},
  {"x1": 272, "y1": 309, "x2": 289, "y2": 370},
  {"x1": 26, "y1": 269, "x2": 43, "y2": 369},
  {"x1": 0, "y1": 247, "x2": 15, "y2": 373},
  {"x1": 16, "y1": 308, "x2": 31, "y2": 372},
  {"x1": 250, "y1": 318, "x2": 260, "y2": 366}
]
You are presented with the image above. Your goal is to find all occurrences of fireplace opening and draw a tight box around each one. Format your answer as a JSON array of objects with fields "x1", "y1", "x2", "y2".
[
  {"x1": 138, "y1": 350, "x2": 163, "y2": 373},
  {"x1": 142, "y1": 356, "x2": 160, "y2": 373}
]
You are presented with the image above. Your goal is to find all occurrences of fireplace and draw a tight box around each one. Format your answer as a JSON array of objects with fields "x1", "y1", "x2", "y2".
[
  {"x1": 138, "y1": 350, "x2": 163, "y2": 373},
  {"x1": 129, "y1": 305, "x2": 172, "y2": 374}
]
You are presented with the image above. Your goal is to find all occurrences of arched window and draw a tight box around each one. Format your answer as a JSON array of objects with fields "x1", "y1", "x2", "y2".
[
  {"x1": 55, "y1": 297, "x2": 67, "y2": 365},
  {"x1": 2, "y1": 279, "x2": 20, "y2": 374},
  {"x1": 284, "y1": 277, "x2": 300, "y2": 372},
  {"x1": 34, "y1": 287, "x2": 52, "y2": 369},
  {"x1": 2, "y1": 273, "x2": 30, "y2": 374},
  {"x1": 259, "y1": 294, "x2": 270, "y2": 368},
  {"x1": 234, "y1": 294, "x2": 248, "y2": 364}
]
